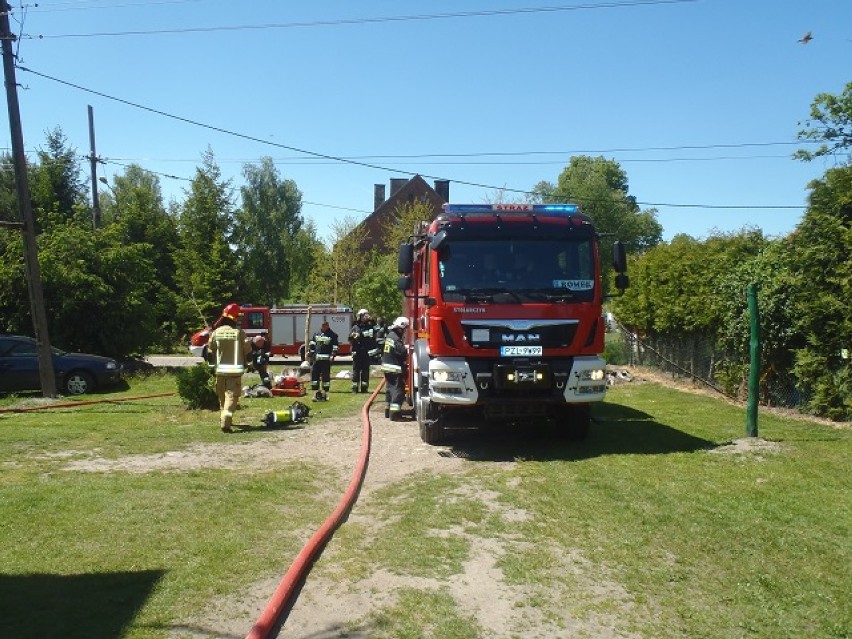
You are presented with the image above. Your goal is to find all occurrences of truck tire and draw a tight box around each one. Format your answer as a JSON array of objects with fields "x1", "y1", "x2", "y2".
[
  {"x1": 414, "y1": 379, "x2": 444, "y2": 444},
  {"x1": 565, "y1": 404, "x2": 591, "y2": 441},
  {"x1": 419, "y1": 416, "x2": 445, "y2": 445}
]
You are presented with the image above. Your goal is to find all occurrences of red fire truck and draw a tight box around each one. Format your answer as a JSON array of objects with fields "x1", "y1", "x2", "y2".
[
  {"x1": 189, "y1": 304, "x2": 353, "y2": 360},
  {"x1": 397, "y1": 203, "x2": 628, "y2": 444}
]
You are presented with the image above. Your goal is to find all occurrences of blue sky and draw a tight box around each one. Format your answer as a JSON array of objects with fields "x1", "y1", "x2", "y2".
[{"x1": 4, "y1": 0, "x2": 850, "y2": 243}]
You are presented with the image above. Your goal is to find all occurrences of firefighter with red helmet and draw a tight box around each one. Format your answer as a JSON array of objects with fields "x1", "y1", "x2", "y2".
[
  {"x1": 349, "y1": 308, "x2": 378, "y2": 393},
  {"x1": 207, "y1": 303, "x2": 252, "y2": 432},
  {"x1": 381, "y1": 316, "x2": 409, "y2": 420}
]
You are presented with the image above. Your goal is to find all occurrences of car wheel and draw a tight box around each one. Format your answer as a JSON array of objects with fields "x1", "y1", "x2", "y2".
[{"x1": 65, "y1": 370, "x2": 94, "y2": 395}]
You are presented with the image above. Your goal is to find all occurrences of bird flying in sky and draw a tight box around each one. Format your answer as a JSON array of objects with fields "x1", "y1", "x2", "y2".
[{"x1": 798, "y1": 31, "x2": 813, "y2": 44}]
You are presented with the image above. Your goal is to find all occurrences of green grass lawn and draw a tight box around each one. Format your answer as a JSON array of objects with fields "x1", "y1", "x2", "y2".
[
  {"x1": 0, "y1": 370, "x2": 849, "y2": 638},
  {"x1": 331, "y1": 384, "x2": 851, "y2": 638}
]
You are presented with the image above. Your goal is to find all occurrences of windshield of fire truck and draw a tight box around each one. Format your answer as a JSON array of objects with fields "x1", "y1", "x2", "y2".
[{"x1": 437, "y1": 238, "x2": 596, "y2": 302}]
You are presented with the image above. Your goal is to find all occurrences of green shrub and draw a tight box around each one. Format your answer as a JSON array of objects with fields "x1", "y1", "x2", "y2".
[
  {"x1": 174, "y1": 364, "x2": 218, "y2": 410},
  {"x1": 794, "y1": 350, "x2": 852, "y2": 421},
  {"x1": 714, "y1": 361, "x2": 747, "y2": 400},
  {"x1": 604, "y1": 333, "x2": 630, "y2": 365}
]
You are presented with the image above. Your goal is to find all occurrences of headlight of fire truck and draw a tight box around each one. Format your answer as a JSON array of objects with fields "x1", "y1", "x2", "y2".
[
  {"x1": 578, "y1": 368, "x2": 606, "y2": 381},
  {"x1": 432, "y1": 370, "x2": 463, "y2": 382}
]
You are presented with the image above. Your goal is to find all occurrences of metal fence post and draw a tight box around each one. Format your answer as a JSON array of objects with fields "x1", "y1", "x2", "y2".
[{"x1": 746, "y1": 283, "x2": 760, "y2": 437}]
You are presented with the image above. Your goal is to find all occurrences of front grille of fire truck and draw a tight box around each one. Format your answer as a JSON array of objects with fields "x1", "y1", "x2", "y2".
[{"x1": 460, "y1": 320, "x2": 579, "y2": 350}]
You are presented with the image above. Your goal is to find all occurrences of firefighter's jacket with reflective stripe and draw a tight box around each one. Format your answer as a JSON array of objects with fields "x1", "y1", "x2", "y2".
[
  {"x1": 209, "y1": 325, "x2": 250, "y2": 376},
  {"x1": 350, "y1": 321, "x2": 379, "y2": 358},
  {"x1": 309, "y1": 328, "x2": 339, "y2": 361},
  {"x1": 381, "y1": 329, "x2": 406, "y2": 374}
]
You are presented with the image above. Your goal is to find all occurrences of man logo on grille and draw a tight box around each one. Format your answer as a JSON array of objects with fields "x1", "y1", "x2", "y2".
[{"x1": 501, "y1": 333, "x2": 541, "y2": 343}]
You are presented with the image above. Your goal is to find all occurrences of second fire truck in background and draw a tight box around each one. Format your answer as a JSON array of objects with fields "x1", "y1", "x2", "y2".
[{"x1": 189, "y1": 304, "x2": 353, "y2": 360}]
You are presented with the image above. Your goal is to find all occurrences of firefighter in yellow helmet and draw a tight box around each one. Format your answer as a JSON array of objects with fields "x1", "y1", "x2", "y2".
[{"x1": 207, "y1": 303, "x2": 252, "y2": 432}]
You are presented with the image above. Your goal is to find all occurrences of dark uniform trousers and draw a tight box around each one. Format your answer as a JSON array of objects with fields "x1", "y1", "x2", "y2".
[
  {"x1": 381, "y1": 331, "x2": 407, "y2": 418},
  {"x1": 351, "y1": 323, "x2": 378, "y2": 393},
  {"x1": 309, "y1": 329, "x2": 338, "y2": 399}
]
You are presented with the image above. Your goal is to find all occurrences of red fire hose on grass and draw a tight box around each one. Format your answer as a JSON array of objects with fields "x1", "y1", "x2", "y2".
[
  {"x1": 246, "y1": 379, "x2": 385, "y2": 639},
  {"x1": 0, "y1": 392, "x2": 176, "y2": 413}
]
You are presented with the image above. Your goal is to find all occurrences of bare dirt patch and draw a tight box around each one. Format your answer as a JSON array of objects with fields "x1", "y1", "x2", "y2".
[{"x1": 708, "y1": 437, "x2": 783, "y2": 457}]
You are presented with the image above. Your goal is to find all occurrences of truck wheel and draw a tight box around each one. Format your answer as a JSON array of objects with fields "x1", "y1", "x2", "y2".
[
  {"x1": 420, "y1": 417, "x2": 445, "y2": 445},
  {"x1": 414, "y1": 381, "x2": 444, "y2": 444},
  {"x1": 565, "y1": 404, "x2": 591, "y2": 441}
]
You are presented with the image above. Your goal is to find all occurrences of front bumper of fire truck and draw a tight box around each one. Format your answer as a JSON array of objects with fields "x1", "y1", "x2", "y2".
[
  {"x1": 425, "y1": 356, "x2": 608, "y2": 405},
  {"x1": 426, "y1": 358, "x2": 477, "y2": 405},
  {"x1": 563, "y1": 356, "x2": 608, "y2": 401}
]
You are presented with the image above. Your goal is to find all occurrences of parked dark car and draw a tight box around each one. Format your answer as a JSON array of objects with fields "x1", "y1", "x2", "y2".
[{"x1": 0, "y1": 335, "x2": 123, "y2": 395}]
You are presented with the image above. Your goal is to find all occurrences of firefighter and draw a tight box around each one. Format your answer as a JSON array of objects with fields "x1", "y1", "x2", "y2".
[
  {"x1": 349, "y1": 308, "x2": 378, "y2": 393},
  {"x1": 309, "y1": 320, "x2": 338, "y2": 401},
  {"x1": 249, "y1": 332, "x2": 272, "y2": 389},
  {"x1": 207, "y1": 303, "x2": 252, "y2": 433},
  {"x1": 381, "y1": 316, "x2": 409, "y2": 421}
]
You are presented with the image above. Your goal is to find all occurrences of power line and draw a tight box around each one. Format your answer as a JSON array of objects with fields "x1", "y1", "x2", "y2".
[
  {"x1": 16, "y1": 65, "x2": 535, "y2": 195},
  {"x1": 302, "y1": 201, "x2": 371, "y2": 215},
  {"x1": 101, "y1": 157, "x2": 191, "y2": 181},
  {"x1": 101, "y1": 154, "x2": 802, "y2": 166},
  {"x1": 15, "y1": 66, "x2": 809, "y2": 211},
  {"x1": 28, "y1": 0, "x2": 698, "y2": 38},
  {"x1": 98, "y1": 158, "x2": 372, "y2": 214},
  {"x1": 1, "y1": 140, "x2": 817, "y2": 161},
  {"x1": 30, "y1": 0, "x2": 205, "y2": 12}
]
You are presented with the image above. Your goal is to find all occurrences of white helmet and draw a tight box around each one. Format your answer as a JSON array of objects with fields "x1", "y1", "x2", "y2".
[
  {"x1": 391, "y1": 316, "x2": 409, "y2": 330},
  {"x1": 357, "y1": 308, "x2": 369, "y2": 320}
]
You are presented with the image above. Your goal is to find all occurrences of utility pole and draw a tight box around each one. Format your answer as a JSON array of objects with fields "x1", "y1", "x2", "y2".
[
  {"x1": 88, "y1": 105, "x2": 100, "y2": 229},
  {"x1": 1, "y1": 3, "x2": 57, "y2": 397}
]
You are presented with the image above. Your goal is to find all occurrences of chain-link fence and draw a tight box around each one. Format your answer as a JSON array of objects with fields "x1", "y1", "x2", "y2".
[{"x1": 605, "y1": 319, "x2": 805, "y2": 411}]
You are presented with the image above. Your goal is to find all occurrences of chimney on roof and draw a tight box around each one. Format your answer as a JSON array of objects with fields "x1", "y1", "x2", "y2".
[
  {"x1": 389, "y1": 178, "x2": 407, "y2": 197},
  {"x1": 434, "y1": 179, "x2": 450, "y2": 203},
  {"x1": 374, "y1": 184, "x2": 386, "y2": 211}
]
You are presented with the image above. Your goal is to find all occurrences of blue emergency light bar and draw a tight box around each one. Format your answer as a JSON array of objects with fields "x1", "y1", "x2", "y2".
[{"x1": 443, "y1": 203, "x2": 580, "y2": 215}]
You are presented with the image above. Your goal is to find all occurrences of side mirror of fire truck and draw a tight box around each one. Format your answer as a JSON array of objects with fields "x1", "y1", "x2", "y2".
[
  {"x1": 398, "y1": 275, "x2": 411, "y2": 292},
  {"x1": 398, "y1": 243, "x2": 414, "y2": 274},
  {"x1": 613, "y1": 240, "x2": 630, "y2": 291},
  {"x1": 613, "y1": 240, "x2": 627, "y2": 273}
]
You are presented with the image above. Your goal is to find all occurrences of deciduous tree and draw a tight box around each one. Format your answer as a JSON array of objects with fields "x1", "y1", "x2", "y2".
[
  {"x1": 795, "y1": 81, "x2": 852, "y2": 162},
  {"x1": 101, "y1": 165, "x2": 181, "y2": 348},
  {"x1": 538, "y1": 156, "x2": 662, "y2": 291}
]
